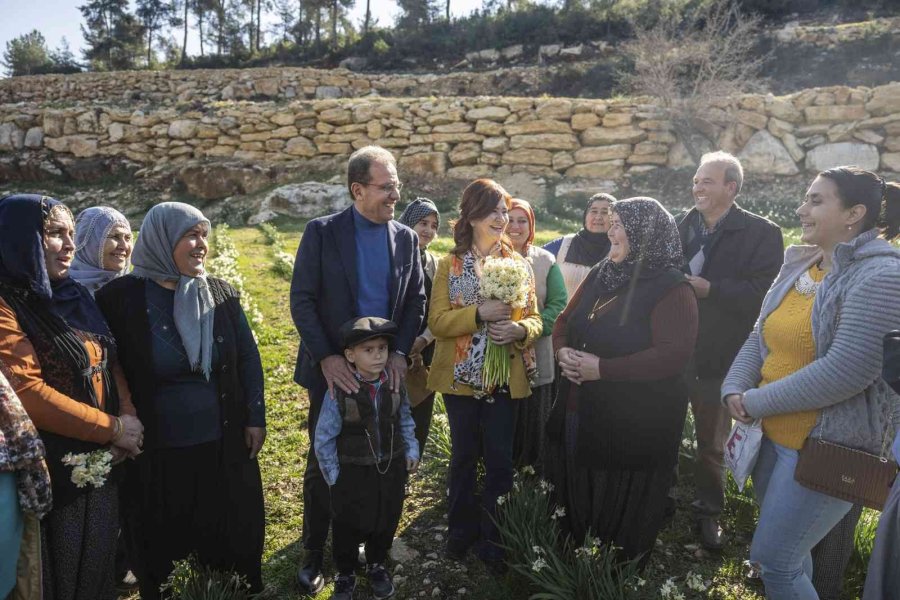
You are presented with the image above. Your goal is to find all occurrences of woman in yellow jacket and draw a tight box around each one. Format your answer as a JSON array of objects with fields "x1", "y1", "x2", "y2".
[{"x1": 427, "y1": 179, "x2": 543, "y2": 572}]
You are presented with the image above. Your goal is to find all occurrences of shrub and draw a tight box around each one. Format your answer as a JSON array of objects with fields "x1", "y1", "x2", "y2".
[
  {"x1": 496, "y1": 469, "x2": 641, "y2": 599},
  {"x1": 160, "y1": 556, "x2": 252, "y2": 600}
]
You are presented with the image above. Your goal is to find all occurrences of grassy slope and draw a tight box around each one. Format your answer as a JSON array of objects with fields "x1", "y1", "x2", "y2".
[{"x1": 226, "y1": 222, "x2": 864, "y2": 600}]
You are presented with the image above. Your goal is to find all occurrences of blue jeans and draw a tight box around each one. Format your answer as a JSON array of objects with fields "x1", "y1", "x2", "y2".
[
  {"x1": 444, "y1": 392, "x2": 515, "y2": 561},
  {"x1": 0, "y1": 472, "x2": 23, "y2": 598},
  {"x1": 751, "y1": 437, "x2": 852, "y2": 599}
]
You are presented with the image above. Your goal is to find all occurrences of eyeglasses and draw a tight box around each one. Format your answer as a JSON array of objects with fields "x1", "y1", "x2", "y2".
[{"x1": 359, "y1": 181, "x2": 404, "y2": 195}]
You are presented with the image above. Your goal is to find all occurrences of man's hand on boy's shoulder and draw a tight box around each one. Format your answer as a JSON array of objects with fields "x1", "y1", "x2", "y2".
[
  {"x1": 387, "y1": 352, "x2": 407, "y2": 392},
  {"x1": 406, "y1": 456, "x2": 419, "y2": 475}
]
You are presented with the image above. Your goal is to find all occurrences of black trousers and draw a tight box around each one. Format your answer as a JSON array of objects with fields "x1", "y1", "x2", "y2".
[
  {"x1": 330, "y1": 459, "x2": 407, "y2": 574},
  {"x1": 444, "y1": 392, "x2": 515, "y2": 561},
  {"x1": 123, "y1": 440, "x2": 265, "y2": 600},
  {"x1": 302, "y1": 376, "x2": 332, "y2": 553},
  {"x1": 411, "y1": 392, "x2": 435, "y2": 459}
]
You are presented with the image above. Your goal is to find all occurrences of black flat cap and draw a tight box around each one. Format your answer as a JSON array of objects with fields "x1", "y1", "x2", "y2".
[{"x1": 340, "y1": 316, "x2": 398, "y2": 350}]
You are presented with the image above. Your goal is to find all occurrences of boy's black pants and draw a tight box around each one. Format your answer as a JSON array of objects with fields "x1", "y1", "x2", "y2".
[{"x1": 329, "y1": 456, "x2": 407, "y2": 574}]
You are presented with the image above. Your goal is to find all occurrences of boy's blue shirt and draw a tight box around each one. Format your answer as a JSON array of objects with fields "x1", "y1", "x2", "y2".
[{"x1": 314, "y1": 369, "x2": 420, "y2": 486}]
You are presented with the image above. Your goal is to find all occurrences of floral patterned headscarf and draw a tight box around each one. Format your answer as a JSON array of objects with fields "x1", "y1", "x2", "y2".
[{"x1": 592, "y1": 197, "x2": 684, "y2": 294}]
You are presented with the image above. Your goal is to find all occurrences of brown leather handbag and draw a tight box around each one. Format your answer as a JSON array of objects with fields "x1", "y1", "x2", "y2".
[{"x1": 795, "y1": 435, "x2": 898, "y2": 510}]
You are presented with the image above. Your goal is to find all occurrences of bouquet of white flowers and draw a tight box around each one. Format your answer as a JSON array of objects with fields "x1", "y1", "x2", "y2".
[
  {"x1": 61, "y1": 449, "x2": 113, "y2": 488},
  {"x1": 479, "y1": 256, "x2": 532, "y2": 391}
]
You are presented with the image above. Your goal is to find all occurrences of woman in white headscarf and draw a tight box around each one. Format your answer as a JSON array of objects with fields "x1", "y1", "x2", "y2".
[
  {"x1": 70, "y1": 207, "x2": 132, "y2": 295},
  {"x1": 95, "y1": 202, "x2": 266, "y2": 599}
]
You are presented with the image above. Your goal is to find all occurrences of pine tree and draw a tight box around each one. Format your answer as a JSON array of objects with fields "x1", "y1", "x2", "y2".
[
  {"x1": 135, "y1": 0, "x2": 176, "y2": 66},
  {"x1": 79, "y1": 0, "x2": 144, "y2": 70},
  {"x1": 397, "y1": 0, "x2": 437, "y2": 30},
  {"x1": 2, "y1": 30, "x2": 51, "y2": 76}
]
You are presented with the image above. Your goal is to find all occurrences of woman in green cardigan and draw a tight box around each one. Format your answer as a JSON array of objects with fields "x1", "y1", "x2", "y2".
[
  {"x1": 427, "y1": 179, "x2": 543, "y2": 572},
  {"x1": 507, "y1": 198, "x2": 567, "y2": 470}
]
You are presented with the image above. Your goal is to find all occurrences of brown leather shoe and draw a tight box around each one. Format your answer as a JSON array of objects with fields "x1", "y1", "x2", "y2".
[{"x1": 696, "y1": 517, "x2": 724, "y2": 551}]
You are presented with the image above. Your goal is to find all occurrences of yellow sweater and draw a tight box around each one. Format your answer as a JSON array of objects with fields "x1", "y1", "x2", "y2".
[
  {"x1": 427, "y1": 253, "x2": 543, "y2": 399},
  {"x1": 759, "y1": 265, "x2": 825, "y2": 449}
]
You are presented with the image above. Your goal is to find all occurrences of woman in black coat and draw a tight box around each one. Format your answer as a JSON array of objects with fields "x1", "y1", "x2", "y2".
[{"x1": 96, "y1": 202, "x2": 266, "y2": 598}]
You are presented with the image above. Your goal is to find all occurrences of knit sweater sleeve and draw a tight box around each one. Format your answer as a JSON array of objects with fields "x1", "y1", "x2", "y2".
[
  {"x1": 743, "y1": 269, "x2": 900, "y2": 418},
  {"x1": 0, "y1": 298, "x2": 116, "y2": 443},
  {"x1": 721, "y1": 320, "x2": 765, "y2": 401},
  {"x1": 595, "y1": 284, "x2": 698, "y2": 381},
  {"x1": 540, "y1": 263, "x2": 568, "y2": 338}
]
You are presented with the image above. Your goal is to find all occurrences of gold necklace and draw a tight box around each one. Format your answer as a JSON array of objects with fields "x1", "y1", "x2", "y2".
[{"x1": 589, "y1": 295, "x2": 619, "y2": 321}]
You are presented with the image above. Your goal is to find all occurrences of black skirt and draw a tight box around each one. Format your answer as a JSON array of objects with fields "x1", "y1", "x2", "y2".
[
  {"x1": 546, "y1": 412, "x2": 674, "y2": 567},
  {"x1": 122, "y1": 440, "x2": 265, "y2": 599},
  {"x1": 41, "y1": 482, "x2": 118, "y2": 600}
]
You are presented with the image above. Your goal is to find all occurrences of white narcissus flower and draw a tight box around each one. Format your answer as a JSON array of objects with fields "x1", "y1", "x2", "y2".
[{"x1": 531, "y1": 557, "x2": 548, "y2": 572}]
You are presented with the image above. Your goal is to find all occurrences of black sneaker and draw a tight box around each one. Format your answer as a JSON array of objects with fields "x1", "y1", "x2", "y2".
[
  {"x1": 332, "y1": 573, "x2": 356, "y2": 600},
  {"x1": 366, "y1": 563, "x2": 396, "y2": 600}
]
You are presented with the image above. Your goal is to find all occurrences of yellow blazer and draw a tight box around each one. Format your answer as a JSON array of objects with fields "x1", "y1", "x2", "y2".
[{"x1": 426, "y1": 253, "x2": 543, "y2": 399}]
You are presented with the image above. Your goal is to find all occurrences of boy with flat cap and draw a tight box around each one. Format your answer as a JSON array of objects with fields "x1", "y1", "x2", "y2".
[{"x1": 315, "y1": 317, "x2": 420, "y2": 600}]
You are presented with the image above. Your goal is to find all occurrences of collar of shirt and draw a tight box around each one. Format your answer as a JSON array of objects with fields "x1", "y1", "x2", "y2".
[
  {"x1": 354, "y1": 369, "x2": 389, "y2": 402},
  {"x1": 698, "y1": 205, "x2": 733, "y2": 237}
]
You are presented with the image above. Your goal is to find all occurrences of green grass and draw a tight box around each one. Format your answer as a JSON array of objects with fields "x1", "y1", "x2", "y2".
[{"x1": 196, "y1": 222, "x2": 871, "y2": 600}]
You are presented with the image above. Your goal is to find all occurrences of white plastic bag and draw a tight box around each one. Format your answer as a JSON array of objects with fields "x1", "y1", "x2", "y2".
[{"x1": 724, "y1": 420, "x2": 763, "y2": 492}]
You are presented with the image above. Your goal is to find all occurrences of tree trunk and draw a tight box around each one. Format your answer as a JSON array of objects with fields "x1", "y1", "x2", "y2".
[
  {"x1": 364, "y1": 0, "x2": 371, "y2": 37},
  {"x1": 248, "y1": 1, "x2": 255, "y2": 53},
  {"x1": 217, "y1": 0, "x2": 224, "y2": 55},
  {"x1": 199, "y1": 10, "x2": 204, "y2": 56},
  {"x1": 256, "y1": 0, "x2": 262, "y2": 52},
  {"x1": 181, "y1": 0, "x2": 189, "y2": 65},
  {"x1": 315, "y1": 6, "x2": 321, "y2": 50},
  {"x1": 331, "y1": 0, "x2": 337, "y2": 50},
  {"x1": 446, "y1": 0, "x2": 450, "y2": 21},
  {"x1": 147, "y1": 28, "x2": 153, "y2": 66}
]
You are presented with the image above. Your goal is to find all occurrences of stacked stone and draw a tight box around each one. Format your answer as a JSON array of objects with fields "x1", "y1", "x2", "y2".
[{"x1": 1, "y1": 83, "x2": 899, "y2": 180}]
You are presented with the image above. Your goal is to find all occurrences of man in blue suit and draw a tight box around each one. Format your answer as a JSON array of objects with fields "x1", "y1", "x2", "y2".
[{"x1": 290, "y1": 145, "x2": 426, "y2": 595}]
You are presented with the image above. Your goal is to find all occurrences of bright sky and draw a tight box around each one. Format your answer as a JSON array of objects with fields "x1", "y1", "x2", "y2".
[{"x1": 0, "y1": 0, "x2": 485, "y2": 64}]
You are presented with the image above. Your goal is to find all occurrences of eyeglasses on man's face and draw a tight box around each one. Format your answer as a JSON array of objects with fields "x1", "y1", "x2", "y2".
[{"x1": 359, "y1": 181, "x2": 404, "y2": 195}]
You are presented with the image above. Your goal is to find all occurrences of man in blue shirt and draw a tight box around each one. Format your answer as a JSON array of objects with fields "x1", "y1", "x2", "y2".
[{"x1": 290, "y1": 146, "x2": 426, "y2": 594}]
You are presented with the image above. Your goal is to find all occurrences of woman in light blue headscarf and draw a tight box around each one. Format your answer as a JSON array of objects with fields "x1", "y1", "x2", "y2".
[
  {"x1": 95, "y1": 202, "x2": 266, "y2": 599},
  {"x1": 70, "y1": 207, "x2": 132, "y2": 295}
]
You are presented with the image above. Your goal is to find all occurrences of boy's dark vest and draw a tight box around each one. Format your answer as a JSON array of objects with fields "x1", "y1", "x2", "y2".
[{"x1": 334, "y1": 382, "x2": 405, "y2": 466}]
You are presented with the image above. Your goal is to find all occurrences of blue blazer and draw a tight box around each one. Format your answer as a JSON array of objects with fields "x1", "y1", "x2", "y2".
[{"x1": 290, "y1": 206, "x2": 426, "y2": 389}]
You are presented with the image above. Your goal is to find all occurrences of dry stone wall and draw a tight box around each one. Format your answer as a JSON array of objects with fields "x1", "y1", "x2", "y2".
[
  {"x1": 0, "y1": 65, "x2": 567, "y2": 106},
  {"x1": 2, "y1": 83, "x2": 899, "y2": 186}
]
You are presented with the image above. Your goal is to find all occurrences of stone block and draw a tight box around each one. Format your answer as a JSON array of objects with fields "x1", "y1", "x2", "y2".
[
  {"x1": 447, "y1": 165, "x2": 493, "y2": 180},
  {"x1": 316, "y1": 142, "x2": 352, "y2": 154},
  {"x1": 552, "y1": 152, "x2": 575, "y2": 171},
  {"x1": 466, "y1": 107, "x2": 510, "y2": 122},
  {"x1": 270, "y1": 112, "x2": 296, "y2": 126},
  {"x1": 735, "y1": 110, "x2": 768, "y2": 130},
  {"x1": 399, "y1": 152, "x2": 448, "y2": 176},
  {"x1": 565, "y1": 160, "x2": 625, "y2": 179},
  {"x1": 574, "y1": 145, "x2": 632, "y2": 163},
  {"x1": 805, "y1": 142, "x2": 879, "y2": 171},
  {"x1": 804, "y1": 104, "x2": 868, "y2": 124},
  {"x1": 627, "y1": 153, "x2": 668, "y2": 165},
  {"x1": 581, "y1": 126, "x2": 646, "y2": 146},
  {"x1": 509, "y1": 133, "x2": 578, "y2": 151},
  {"x1": 535, "y1": 99, "x2": 572, "y2": 120},
  {"x1": 433, "y1": 123, "x2": 474, "y2": 134},
  {"x1": 449, "y1": 143, "x2": 481, "y2": 166},
  {"x1": 882, "y1": 152, "x2": 900, "y2": 172},
  {"x1": 24, "y1": 127, "x2": 43, "y2": 149},
  {"x1": 483, "y1": 137, "x2": 509, "y2": 154},
  {"x1": 168, "y1": 119, "x2": 198, "y2": 139},
  {"x1": 737, "y1": 130, "x2": 800, "y2": 175},
  {"x1": 504, "y1": 120, "x2": 571, "y2": 136},
  {"x1": 866, "y1": 83, "x2": 900, "y2": 117},
  {"x1": 571, "y1": 113, "x2": 601, "y2": 131},
  {"x1": 853, "y1": 130, "x2": 884, "y2": 145},
  {"x1": 284, "y1": 137, "x2": 317, "y2": 157},
  {"x1": 475, "y1": 120, "x2": 504, "y2": 136},
  {"x1": 254, "y1": 78, "x2": 280, "y2": 96},
  {"x1": 602, "y1": 113, "x2": 633, "y2": 127},
  {"x1": 318, "y1": 108, "x2": 352, "y2": 126},
  {"x1": 502, "y1": 149, "x2": 553, "y2": 167}
]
